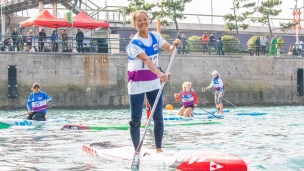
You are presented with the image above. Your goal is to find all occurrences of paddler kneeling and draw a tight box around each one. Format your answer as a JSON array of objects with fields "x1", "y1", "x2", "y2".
[
  {"x1": 26, "y1": 83, "x2": 52, "y2": 121},
  {"x1": 174, "y1": 82, "x2": 199, "y2": 117}
]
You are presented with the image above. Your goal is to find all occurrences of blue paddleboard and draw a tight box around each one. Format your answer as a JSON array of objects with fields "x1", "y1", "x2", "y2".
[{"x1": 237, "y1": 111, "x2": 267, "y2": 116}]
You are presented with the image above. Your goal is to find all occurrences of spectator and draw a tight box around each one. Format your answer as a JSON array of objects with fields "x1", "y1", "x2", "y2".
[
  {"x1": 260, "y1": 35, "x2": 267, "y2": 56},
  {"x1": 38, "y1": 28, "x2": 46, "y2": 52},
  {"x1": 61, "y1": 30, "x2": 68, "y2": 52},
  {"x1": 181, "y1": 33, "x2": 189, "y2": 55},
  {"x1": 50, "y1": 30, "x2": 58, "y2": 52},
  {"x1": 26, "y1": 30, "x2": 34, "y2": 50},
  {"x1": 255, "y1": 36, "x2": 260, "y2": 56},
  {"x1": 177, "y1": 31, "x2": 183, "y2": 54},
  {"x1": 276, "y1": 36, "x2": 284, "y2": 56},
  {"x1": 3, "y1": 38, "x2": 13, "y2": 51},
  {"x1": 178, "y1": 32, "x2": 189, "y2": 55},
  {"x1": 201, "y1": 32, "x2": 209, "y2": 55},
  {"x1": 295, "y1": 38, "x2": 303, "y2": 57},
  {"x1": 216, "y1": 37, "x2": 225, "y2": 56},
  {"x1": 269, "y1": 35, "x2": 278, "y2": 56},
  {"x1": 208, "y1": 33, "x2": 216, "y2": 55},
  {"x1": 11, "y1": 27, "x2": 19, "y2": 52},
  {"x1": 74, "y1": 0, "x2": 82, "y2": 8},
  {"x1": 76, "y1": 29, "x2": 84, "y2": 53}
]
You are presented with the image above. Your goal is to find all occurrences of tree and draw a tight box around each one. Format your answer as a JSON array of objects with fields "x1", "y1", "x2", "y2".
[
  {"x1": 157, "y1": 0, "x2": 192, "y2": 33},
  {"x1": 125, "y1": 0, "x2": 156, "y2": 24},
  {"x1": 251, "y1": 0, "x2": 297, "y2": 37},
  {"x1": 224, "y1": 0, "x2": 256, "y2": 36}
]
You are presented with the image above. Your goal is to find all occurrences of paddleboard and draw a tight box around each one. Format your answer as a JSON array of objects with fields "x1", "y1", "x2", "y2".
[
  {"x1": 82, "y1": 142, "x2": 247, "y2": 171},
  {"x1": 0, "y1": 122, "x2": 11, "y2": 129},
  {"x1": 0, "y1": 117, "x2": 67, "y2": 126},
  {"x1": 164, "y1": 109, "x2": 230, "y2": 115},
  {"x1": 163, "y1": 114, "x2": 224, "y2": 121},
  {"x1": 61, "y1": 121, "x2": 221, "y2": 130},
  {"x1": 237, "y1": 111, "x2": 267, "y2": 116}
]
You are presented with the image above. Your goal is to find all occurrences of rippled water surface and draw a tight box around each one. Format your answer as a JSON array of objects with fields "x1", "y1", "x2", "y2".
[{"x1": 0, "y1": 106, "x2": 304, "y2": 171}]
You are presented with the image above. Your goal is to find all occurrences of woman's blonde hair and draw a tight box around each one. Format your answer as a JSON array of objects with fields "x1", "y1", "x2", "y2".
[
  {"x1": 130, "y1": 10, "x2": 149, "y2": 23},
  {"x1": 182, "y1": 82, "x2": 191, "y2": 91}
]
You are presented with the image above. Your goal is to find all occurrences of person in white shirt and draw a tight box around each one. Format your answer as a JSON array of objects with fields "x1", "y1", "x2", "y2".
[
  {"x1": 126, "y1": 10, "x2": 182, "y2": 154},
  {"x1": 205, "y1": 71, "x2": 225, "y2": 114},
  {"x1": 260, "y1": 35, "x2": 267, "y2": 56}
]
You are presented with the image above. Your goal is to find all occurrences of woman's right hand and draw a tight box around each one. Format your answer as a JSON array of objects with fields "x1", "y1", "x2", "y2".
[
  {"x1": 28, "y1": 111, "x2": 32, "y2": 114},
  {"x1": 157, "y1": 72, "x2": 168, "y2": 82},
  {"x1": 174, "y1": 93, "x2": 178, "y2": 97}
]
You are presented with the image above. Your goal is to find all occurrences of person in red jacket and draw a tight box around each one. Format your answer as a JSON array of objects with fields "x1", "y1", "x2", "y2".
[{"x1": 174, "y1": 82, "x2": 199, "y2": 117}]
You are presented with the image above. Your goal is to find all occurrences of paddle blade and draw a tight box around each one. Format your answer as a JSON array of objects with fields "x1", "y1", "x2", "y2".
[{"x1": 131, "y1": 140, "x2": 143, "y2": 170}]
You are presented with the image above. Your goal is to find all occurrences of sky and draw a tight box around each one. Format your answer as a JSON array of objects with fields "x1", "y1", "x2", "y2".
[{"x1": 14, "y1": 0, "x2": 304, "y2": 27}]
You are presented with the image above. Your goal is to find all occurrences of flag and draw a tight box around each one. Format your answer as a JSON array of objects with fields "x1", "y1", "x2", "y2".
[{"x1": 65, "y1": 11, "x2": 72, "y2": 24}]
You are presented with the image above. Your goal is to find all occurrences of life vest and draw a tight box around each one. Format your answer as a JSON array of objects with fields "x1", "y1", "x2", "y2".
[
  {"x1": 212, "y1": 76, "x2": 224, "y2": 92},
  {"x1": 181, "y1": 89, "x2": 195, "y2": 107},
  {"x1": 126, "y1": 32, "x2": 159, "y2": 82},
  {"x1": 29, "y1": 92, "x2": 47, "y2": 112}
]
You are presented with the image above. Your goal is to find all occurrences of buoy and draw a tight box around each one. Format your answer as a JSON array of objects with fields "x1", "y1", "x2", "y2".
[
  {"x1": 165, "y1": 104, "x2": 173, "y2": 110},
  {"x1": 146, "y1": 100, "x2": 151, "y2": 120}
]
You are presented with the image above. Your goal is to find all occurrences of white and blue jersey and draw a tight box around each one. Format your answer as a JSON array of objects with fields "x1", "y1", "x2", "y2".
[
  {"x1": 126, "y1": 31, "x2": 167, "y2": 95},
  {"x1": 207, "y1": 76, "x2": 224, "y2": 93},
  {"x1": 27, "y1": 91, "x2": 52, "y2": 113}
]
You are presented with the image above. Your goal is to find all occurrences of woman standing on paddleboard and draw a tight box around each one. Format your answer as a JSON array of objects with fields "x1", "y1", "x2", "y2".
[
  {"x1": 205, "y1": 71, "x2": 225, "y2": 114},
  {"x1": 174, "y1": 82, "x2": 199, "y2": 117},
  {"x1": 27, "y1": 83, "x2": 52, "y2": 121},
  {"x1": 126, "y1": 10, "x2": 181, "y2": 154}
]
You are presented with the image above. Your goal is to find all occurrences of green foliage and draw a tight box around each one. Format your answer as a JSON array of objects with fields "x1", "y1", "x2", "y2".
[
  {"x1": 251, "y1": 0, "x2": 285, "y2": 37},
  {"x1": 246, "y1": 36, "x2": 259, "y2": 49},
  {"x1": 188, "y1": 35, "x2": 201, "y2": 52},
  {"x1": 280, "y1": 22, "x2": 298, "y2": 33},
  {"x1": 161, "y1": 34, "x2": 171, "y2": 40},
  {"x1": 125, "y1": 0, "x2": 156, "y2": 23},
  {"x1": 221, "y1": 35, "x2": 239, "y2": 52},
  {"x1": 224, "y1": 0, "x2": 256, "y2": 35},
  {"x1": 156, "y1": 0, "x2": 192, "y2": 32}
]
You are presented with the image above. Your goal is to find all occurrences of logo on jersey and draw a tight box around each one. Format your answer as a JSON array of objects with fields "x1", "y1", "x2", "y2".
[{"x1": 153, "y1": 44, "x2": 158, "y2": 51}]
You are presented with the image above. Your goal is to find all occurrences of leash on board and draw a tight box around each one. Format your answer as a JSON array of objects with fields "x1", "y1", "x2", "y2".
[{"x1": 130, "y1": 46, "x2": 178, "y2": 170}]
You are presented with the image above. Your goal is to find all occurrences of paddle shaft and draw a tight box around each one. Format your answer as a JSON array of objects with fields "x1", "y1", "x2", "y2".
[
  {"x1": 16, "y1": 104, "x2": 56, "y2": 117},
  {"x1": 206, "y1": 89, "x2": 237, "y2": 108},
  {"x1": 199, "y1": 108, "x2": 223, "y2": 119},
  {"x1": 131, "y1": 46, "x2": 178, "y2": 169}
]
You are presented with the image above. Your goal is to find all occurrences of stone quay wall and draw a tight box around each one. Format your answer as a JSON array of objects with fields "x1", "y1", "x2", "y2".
[{"x1": 0, "y1": 52, "x2": 303, "y2": 109}]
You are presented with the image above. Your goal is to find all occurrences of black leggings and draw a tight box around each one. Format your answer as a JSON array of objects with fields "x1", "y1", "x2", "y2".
[{"x1": 27, "y1": 112, "x2": 46, "y2": 121}]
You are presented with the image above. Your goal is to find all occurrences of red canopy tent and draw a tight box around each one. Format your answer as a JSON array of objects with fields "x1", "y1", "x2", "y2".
[
  {"x1": 19, "y1": 10, "x2": 71, "y2": 28},
  {"x1": 72, "y1": 11, "x2": 109, "y2": 29}
]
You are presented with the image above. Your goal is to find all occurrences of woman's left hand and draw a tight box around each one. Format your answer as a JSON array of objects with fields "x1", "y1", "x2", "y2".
[
  {"x1": 173, "y1": 39, "x2": 182, "y2": 47},
  {"x1": 194, "y1": 104, "x2": 198, "y2": 107}
]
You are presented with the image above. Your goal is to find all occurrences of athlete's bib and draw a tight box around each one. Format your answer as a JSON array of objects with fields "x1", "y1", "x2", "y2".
[{"x1": 31, "y1": 100, "x2": 46, "y2": 112}]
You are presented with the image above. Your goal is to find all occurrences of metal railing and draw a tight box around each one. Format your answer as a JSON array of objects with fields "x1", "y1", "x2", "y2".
[{"x1": 1, "y1": 34, "x2": 303, "y2": 58}]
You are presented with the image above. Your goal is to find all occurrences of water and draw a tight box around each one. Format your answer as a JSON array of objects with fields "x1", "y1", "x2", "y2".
[{"x1": 0, "y1": 106, "x2": 304, "y2": 171}]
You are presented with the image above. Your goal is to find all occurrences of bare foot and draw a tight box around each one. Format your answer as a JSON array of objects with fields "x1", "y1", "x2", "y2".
[{"x1": 156, "y1": 148, "x2": 163, "y2": 154}]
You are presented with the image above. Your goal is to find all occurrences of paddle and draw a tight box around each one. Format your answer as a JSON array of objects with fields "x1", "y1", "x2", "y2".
[
  {"x1": 202, "y1": 88, "x2": 237, "y2": 108},
  {"x1": 130, "y1": 46, "x2": 178, "y2": 170},
  {"x1": 14, "y1": 104, "x2": 57, "y2": 118},
  {"x1": 199, "y1": 108, "x2": 224, "y2": 119}
]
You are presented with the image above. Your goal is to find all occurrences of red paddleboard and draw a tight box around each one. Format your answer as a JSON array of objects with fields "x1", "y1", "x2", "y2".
[{"x1": 82, "y1": 142, "x2": 247, "y2": 171}]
